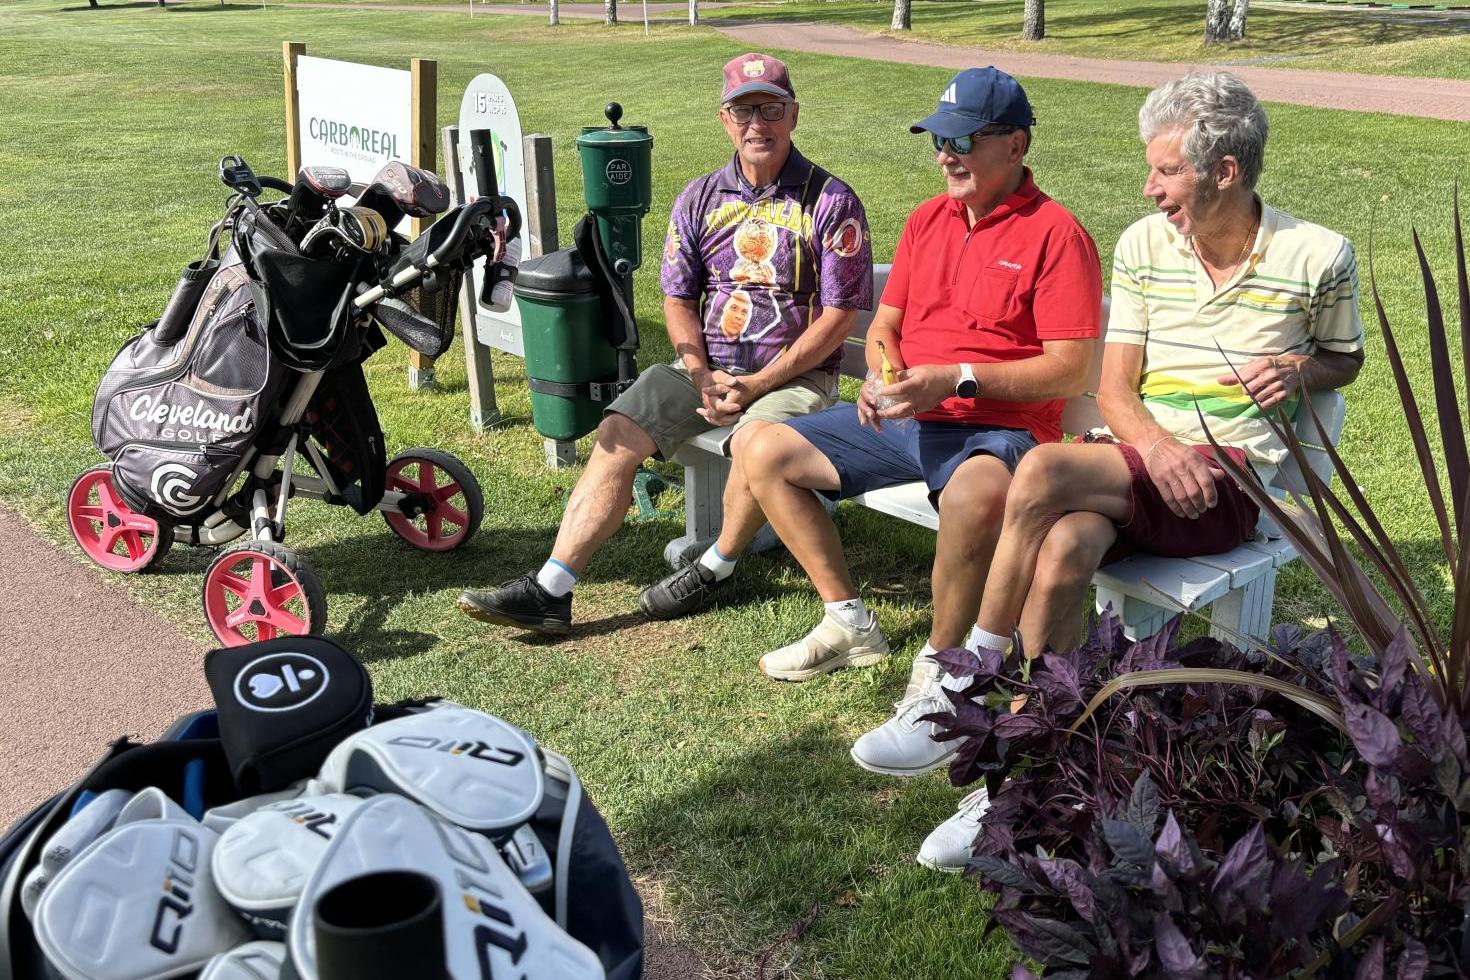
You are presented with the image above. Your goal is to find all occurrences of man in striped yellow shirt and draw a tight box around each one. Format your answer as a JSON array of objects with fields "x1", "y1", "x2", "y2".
[{"x1": 911, "y1": 72, "x2": 1365, "y2": 872}]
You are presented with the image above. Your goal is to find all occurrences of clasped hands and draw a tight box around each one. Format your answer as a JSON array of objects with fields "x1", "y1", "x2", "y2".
[{"x1": 695, "y1": 369, "x2": 763, "y2": 426}]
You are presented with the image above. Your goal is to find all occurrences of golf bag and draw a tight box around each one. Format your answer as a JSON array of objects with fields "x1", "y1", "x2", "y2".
[
  {"x1": 88, "y1": 187, "x2": 400, "y2": 524},
  {"x1": 0, "y1": 647, "x2": 643, "y2": 979}
]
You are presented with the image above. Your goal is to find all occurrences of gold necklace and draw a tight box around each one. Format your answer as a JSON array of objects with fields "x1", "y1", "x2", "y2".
[{"x1": 1195, "y1": 212, "x2": 1257, "y2": 281}]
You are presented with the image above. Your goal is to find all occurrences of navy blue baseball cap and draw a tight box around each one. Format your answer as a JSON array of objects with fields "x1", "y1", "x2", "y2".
[{"x1": 910, "y1": 67, "x2": 1036, "y2": 138}]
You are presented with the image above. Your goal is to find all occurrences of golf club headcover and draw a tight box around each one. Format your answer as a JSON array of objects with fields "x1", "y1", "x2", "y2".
[
  {"x1": 113, "y1": 786, "x2": 192, "y2": 827},
  {"x1": 41, "y1": 788, "x2": 132, "y2": 876},
  {"x1": 202, "y1": 780, "x2": 317, "y2": 835},
  {"x1": 315, "y1": 706, "x2": 543, "y2": 832},
  {"x1": 33, "y1": 818, "x2": 251, "y2": 980},
  {"x1": 19, "y1": 862, "x2": 48, "y2": 921},
  {"x1": 204, "y1": 636, "x2": 373, "y2": 794},
  {"x1": 199, "y1": 941, "x2": 287, "y2": 980},
  {"x1": 287, "y1": 795, "x2": 604, "y2": 980},
  {"x1": 211, "y1": 793, "x2": 366, "y2": 938}
]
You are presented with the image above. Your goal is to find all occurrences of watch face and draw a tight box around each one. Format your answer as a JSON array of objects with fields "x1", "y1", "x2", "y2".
[{"x1": 956, "y1": 379, "x2": 978, "y2": 398}]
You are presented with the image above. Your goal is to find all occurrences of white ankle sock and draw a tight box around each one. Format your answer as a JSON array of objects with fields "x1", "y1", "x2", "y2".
[
  {"x1": 696, "y1": 543, "x2": 738, "y2": 581},
  {"x1": 824, "y1": 597, "x2": 871, "y2": 630},
  {"x1": 969, "y1": 625, "x2": 1012, "y2": 654},
  {"x1": 535, "y1": 559, "x2": 577, "y2": 598},
  {"x1": 930, "y1": 641, "x2": 974, "y2": 692}
]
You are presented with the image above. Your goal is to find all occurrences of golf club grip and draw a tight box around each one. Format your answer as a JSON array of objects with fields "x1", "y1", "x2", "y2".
[
  {"x1": 260, "y1": 176, "x2": 293, "y2": 195},
  {"x1": 468, "y1": 129, "x2": 500, "y2": 202}
]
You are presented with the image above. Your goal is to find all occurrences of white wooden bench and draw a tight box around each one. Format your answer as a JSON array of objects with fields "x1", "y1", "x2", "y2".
[{"x1": 666, "y1": 264, "x2": 1345, "y2": 644}]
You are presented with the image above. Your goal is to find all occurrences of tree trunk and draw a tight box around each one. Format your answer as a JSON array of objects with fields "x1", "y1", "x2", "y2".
[
  {"x1": 1021, "y1": 0, "x2": 1044, "y2": 39},
  {"x1": 604, "y1": 0, "x2": 616, "y2": 23},
  {"x1": 1228, "y1": 0, "x2": 1249, "y2": 39},
  {"x1": 890, "y1": 0, "x2": 910, "y2": 31},
  {"x1": 549, "y1": 0, "x2": 559, "y2": 24},
  {"x1": 688, "y1": 0, "x2": 697, "y2": 24},
  {"x1": 1204, "y1": 0, "x2": 1231, "y2": 43}
]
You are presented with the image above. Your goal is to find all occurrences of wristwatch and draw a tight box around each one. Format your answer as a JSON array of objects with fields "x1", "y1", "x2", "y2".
[{"x1": 954, "y1": 363, "x2": 979, "y2": 399}]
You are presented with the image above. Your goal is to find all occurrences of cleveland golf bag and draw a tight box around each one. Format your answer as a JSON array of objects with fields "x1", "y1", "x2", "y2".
[
  {"x1": 69, "y1": 155, "x2": 519, "y2": 647},
  {"x1": 0, "y1": 637, "x2": 643, "y2": 980}
]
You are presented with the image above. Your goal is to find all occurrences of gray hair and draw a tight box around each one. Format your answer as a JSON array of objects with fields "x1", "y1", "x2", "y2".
[{"x1": 1138, "y1": 72, "x2": 1268, "y2": 191}]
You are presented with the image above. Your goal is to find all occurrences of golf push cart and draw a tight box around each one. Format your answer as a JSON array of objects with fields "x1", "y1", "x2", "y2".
[{"x1": 68, "y1": 153, "x2": 519, "y2": 646}]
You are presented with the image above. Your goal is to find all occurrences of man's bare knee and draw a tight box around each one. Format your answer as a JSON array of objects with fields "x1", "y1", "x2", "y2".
[
  {"x1": 728, "y1": 419, "x2": 770, "y2": 461},
  {"x1": 937, "y1": 461, "x2": 1010, "y2": 534},
  {"x1": 1034, "y1": 515, "x2": 1113, "y2": 590},
  {"x1": 593, "y1": 412, "x2": 656, "y2": 464}
]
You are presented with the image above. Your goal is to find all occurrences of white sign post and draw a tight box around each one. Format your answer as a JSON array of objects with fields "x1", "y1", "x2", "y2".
[{"x1": 457, "y1": 74, "x2": 527, "y2": 356}]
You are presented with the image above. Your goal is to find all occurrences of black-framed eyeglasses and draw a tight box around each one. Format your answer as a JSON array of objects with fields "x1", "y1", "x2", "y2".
[
  {"x1": 931, "y1": 126, "x2": 1016, "y2": 156},
  {"x1": 724, "y1": 101, "x2": 792, "y2": 124}
]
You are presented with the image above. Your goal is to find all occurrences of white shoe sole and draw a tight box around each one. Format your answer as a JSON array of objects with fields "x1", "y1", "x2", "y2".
[
  {"x1": 759, "y1": 647, "x2": 888, "y2": 682},
  {"x1": 848, "y1": 743, "x2": 957, "y2": 777},
  {"x1": 916, "y1": 854, "x2": 965, "y2": 874}
]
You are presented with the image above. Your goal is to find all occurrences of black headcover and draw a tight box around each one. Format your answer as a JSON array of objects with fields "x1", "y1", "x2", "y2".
[
  {"x1": 303, "y1": 363, "x2": 387, "y2": 515},
  {"x1": 204, "y1": 636, "x2": 374, "y2": 794}
]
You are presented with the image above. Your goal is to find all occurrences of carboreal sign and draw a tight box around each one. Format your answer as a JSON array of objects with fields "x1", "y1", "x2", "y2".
[
  {"x1": 458, "y1": 74, "x2": 526, "y2": 356},
  {"x1": 297, "y1": 56, "x2": 413, "y2": 230}
]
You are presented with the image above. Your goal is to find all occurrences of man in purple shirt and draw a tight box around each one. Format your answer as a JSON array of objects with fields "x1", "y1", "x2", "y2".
[{"x1": 458, "y1": 52, "x2": 873, "y2": 635}]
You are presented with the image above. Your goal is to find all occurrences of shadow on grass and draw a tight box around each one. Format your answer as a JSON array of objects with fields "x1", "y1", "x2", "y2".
[
  {"x1": 61, "y1": 1, "x2": 267, "y2": 8},
  {"x1": 618, "y1": 721, "x2": 1006, "y2": 975}
]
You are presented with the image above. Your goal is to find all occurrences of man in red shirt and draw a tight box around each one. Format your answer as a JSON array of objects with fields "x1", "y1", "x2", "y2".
[{"x1": 744, "y1": 68, "x2": 1102, "y2": 775}]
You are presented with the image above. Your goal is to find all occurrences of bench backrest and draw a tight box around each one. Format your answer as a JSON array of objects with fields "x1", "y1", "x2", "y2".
[{"x1": 843, "y1": 263, "x2": 1345, "y2": 494}]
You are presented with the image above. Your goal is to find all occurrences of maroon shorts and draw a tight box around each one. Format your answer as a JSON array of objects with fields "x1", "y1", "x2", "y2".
[{"x1": 1100, "y1": 442, "x2": 1261, "y2": 567}]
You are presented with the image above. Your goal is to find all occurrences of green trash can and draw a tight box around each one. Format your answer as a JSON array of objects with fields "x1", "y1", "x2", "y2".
[{"x1": 514, "y1": 247, "x2": 620, "y2": 442}]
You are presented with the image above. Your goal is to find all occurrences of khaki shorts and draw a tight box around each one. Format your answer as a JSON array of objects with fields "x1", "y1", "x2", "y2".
[{"x1": 605, "y1": 361, "x2": 838, "y2": 460}]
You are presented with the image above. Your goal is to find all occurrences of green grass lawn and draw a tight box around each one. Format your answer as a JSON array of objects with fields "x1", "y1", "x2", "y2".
[
  {"x1": 0, "y1": 4, "x2": 1462, "y2": 976},
  {"x1": 702, "y1": 0, "x2": 1470, "y2": 79}
]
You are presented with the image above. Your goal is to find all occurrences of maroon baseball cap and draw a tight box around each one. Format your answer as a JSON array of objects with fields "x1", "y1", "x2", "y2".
[{"x1": 721, "y1": 53, "x2": 795, "y2": 103}]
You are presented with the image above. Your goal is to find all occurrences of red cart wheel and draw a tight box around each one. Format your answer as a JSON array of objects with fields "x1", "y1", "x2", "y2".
[
  {"x1": 382, "y1": 448, "x2": 484, "y2": 552},
  {"x1": 202, "y1": 540, "x2": 326, "y2": 647},
  {"x1": 66, "y1": 464, "x2": 173, "y2": 573}
]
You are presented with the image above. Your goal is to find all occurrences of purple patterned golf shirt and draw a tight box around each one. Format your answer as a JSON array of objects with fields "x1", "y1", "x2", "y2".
[{"x1": 660, "y1": 146, "x2": 873, "y2": 376}]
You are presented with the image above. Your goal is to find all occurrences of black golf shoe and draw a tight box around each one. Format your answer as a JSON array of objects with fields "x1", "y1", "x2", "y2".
[
  {"x1": 458, "y1": 574, "x2": 572, "y2": 636},
  {"x1": 670, "y1": 536, "x2": 716, "y2": 570},
  {"x1": 638, "y1": 562, "x2": 730, "y2": 621}
]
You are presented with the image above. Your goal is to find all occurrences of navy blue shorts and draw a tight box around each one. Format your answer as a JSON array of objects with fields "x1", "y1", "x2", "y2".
[{"x1": 781, "y1": 404, "x2": 1039, "y2": 507}]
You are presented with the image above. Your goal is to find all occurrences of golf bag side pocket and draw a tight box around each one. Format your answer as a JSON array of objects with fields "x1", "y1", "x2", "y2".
[{"x1": 154, "y1": 258, "x2": 220, "y2": 345}]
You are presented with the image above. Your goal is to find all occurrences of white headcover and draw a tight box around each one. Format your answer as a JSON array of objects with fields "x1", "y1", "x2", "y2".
[
  {"x1": 199, "y1": 941, "x2": 287, "y2": 980},
  {"x1": 202, "y1": 781, "x2": 318, "y2": 835},
  {"x1": 288, "y1": 795, "x2": 603, "y2": 980},
  {"x1": 211, "y1": 793, "x2": 365, "y2": 937},
  {"x1": 316, "y1": 707, "x2": 543, "y2": 832},
  {"x1": 33, "y1": 818, "x2": 251, "y2": 980},
  {"x1": 41, "y1": 789, "x2": 132, "y2": 876}
]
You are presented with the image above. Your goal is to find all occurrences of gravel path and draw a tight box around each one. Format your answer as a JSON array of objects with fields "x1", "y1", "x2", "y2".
[
  {"x1": 714, "y1": 21, "x2": 1470, "y2": 121},
  {"x1": 0, "y1": 503, "x2": 710, "y2": 978},
  {"x1": 278, "y1": 1, "x2": 1470, "y2": 120}
]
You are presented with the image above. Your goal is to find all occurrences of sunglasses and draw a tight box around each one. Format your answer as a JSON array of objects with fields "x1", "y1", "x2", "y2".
[
  {"x1": 724, "y1": 101, "x2": 792, "y2": 124},
  {"x1": 931, "y1": 127, "x2": 1016, "y2": 156}
]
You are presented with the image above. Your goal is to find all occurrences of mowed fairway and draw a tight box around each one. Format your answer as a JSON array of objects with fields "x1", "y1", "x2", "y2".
[{"x1": 0, "y1": 4, "x2": 1464, "y2": 976}]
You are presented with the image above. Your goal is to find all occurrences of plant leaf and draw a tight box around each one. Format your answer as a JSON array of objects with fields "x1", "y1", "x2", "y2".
[
  {"x1": 1153, "y1": 912, "x2": 1208, "y2": 980},
  {"x1": 1068, "y1": 668, "x2": 1346, "y2": 734},
  {"x1": 1123, "y1": 771, "x2": 1160, "y2": 835},
  {"x1": 931, "y1": 646, "x2": 983, "y2": 679},
  {"x1": 1355, "y1": 935, "x2": 1386, "y2": 980},
  {"x1": 1102, "y1": 818, "x2": 1156, "y2": 869},
  {"x1": 1395, "y1": 937, "x2": 1428, "y2": 980},
  {"x1": 1014, "y1": 914, "x2": 1096, "y2": 967},
  {"x1": 1211, "y1": 824, "x2": 1271, "y2": 917},
  {"x1": 1344, "y1": 701, "x2": 1403, "y2": 771},
  {"x1": 1412, "y1": 228, "x2": 1469, "y2": 536}
]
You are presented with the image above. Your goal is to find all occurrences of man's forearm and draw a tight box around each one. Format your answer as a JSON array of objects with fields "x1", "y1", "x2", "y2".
[
  {"x1": 1098, "y1": 385, "x2": 1173, "y2": 449},
  {"x1": 746, "y1": 308, "x2": 856, "y2": 393},
  {"x1": 1299, "y1": 349, "x2": 1364, "y2": 393},
  {"x1": 970, "y1": 349, "x2": 1092, "y2": 402}
]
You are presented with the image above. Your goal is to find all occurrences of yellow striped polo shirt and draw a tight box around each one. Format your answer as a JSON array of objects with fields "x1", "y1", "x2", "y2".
[{"x1": 1107, "y1": 202, "x2": 1363, "y2": 482}]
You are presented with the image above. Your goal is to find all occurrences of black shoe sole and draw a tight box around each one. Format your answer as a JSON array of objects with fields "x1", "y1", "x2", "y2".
[{"x1": 457, "y1": 596, "x2": 571, "y2": 636}]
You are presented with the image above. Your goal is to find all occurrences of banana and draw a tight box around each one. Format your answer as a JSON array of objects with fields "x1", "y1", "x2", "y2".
[{"x1": 876, "y1": 340, "x2": 898, "y2": 386}]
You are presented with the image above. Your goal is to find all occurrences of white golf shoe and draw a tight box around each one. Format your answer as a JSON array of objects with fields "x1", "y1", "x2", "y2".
[
  {"x1": 759, "y1": 611, "x2": 890, "y2": 682},
  {"x1": 917, "y1": 787, "x2": 992, "y2": 873},
  {"x1": 849, "y1": 656, "x2": 959, "y2": 776}
]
